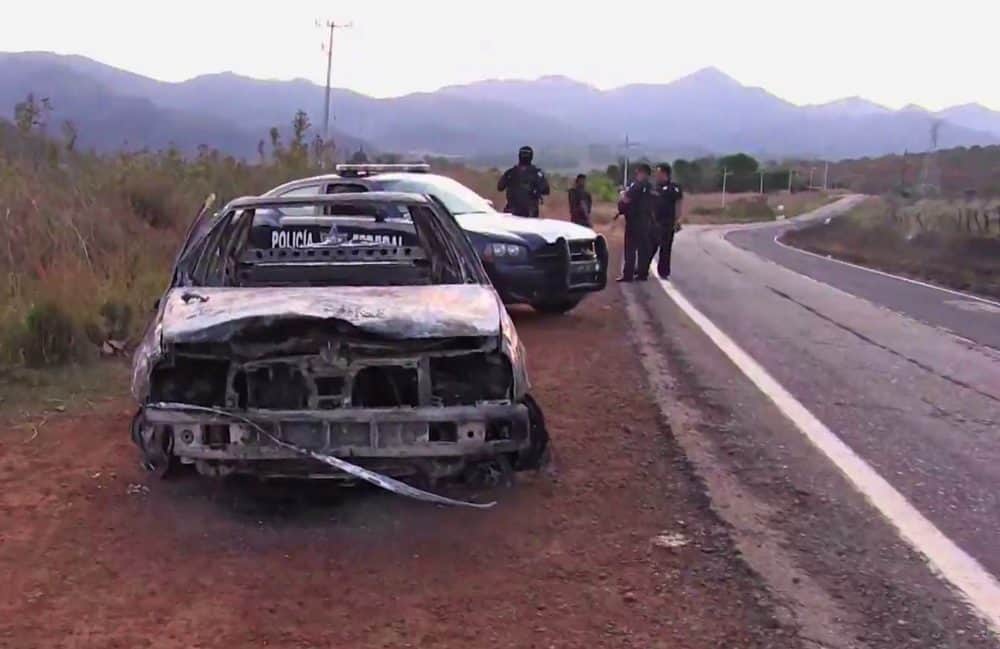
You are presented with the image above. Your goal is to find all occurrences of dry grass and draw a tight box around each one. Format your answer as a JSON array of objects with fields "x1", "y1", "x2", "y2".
[
  {"x1": 783, "y1": 196, "x2": 1000, "y2": 298},
  {"x1": 0, "y1": 124, "x2": 325, "y2": 368}
]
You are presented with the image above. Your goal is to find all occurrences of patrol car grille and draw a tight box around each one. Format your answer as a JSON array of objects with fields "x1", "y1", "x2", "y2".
[
  {"x1": 534, "y1": 239, "x2": 597, "y2": 262},
  {"x1": 568, "y1": 239, "x2": 597, "y2": 261}
]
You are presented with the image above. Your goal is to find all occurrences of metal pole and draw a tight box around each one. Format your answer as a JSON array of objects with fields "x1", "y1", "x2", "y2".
[
  {"x1": 788, "y1": 169, "x2": 794, "y2": 192},
  {"x1": 623, "y1": 135, "x2": 629, "y2": 187},
  {"x1": 759, "y1": 170, "x2": 764, "y2": 194},
  {"x1": 809, "y1": 167, "x2": 815, "y2": 189},
  {"x1": 823, "y1": 161, "x2": 829, "y2": 190},
  {"x1": 722, "y1": 168, "x2": 730, "y2": 207},
  {"x1": 320, "y1": 20, "x2": 353, "y2": 144},
  {"x1": 322, "y1": 22, "x2": 334, "y2": 142},
  {"x1": 622, "y1": 134, "x2": 640, "y2": 187}
]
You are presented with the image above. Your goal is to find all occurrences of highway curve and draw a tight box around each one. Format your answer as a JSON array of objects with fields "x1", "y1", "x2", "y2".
[{"x1": 628, "y1": 196, "x2": 999, "y2": 647}]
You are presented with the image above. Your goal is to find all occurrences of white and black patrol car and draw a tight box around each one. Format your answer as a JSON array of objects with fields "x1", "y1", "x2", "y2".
[{"x1": 256, "y1": 164, "x2": 608, "y2": 314}]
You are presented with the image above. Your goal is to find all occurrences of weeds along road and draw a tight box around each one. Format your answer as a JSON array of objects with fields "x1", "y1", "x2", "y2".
[
  {"x1": 0, "y1": 259, "x2": 787, "y2": 649},
  {"x1": 625, "y1": 196, "x2": 998, "y2": 647}
]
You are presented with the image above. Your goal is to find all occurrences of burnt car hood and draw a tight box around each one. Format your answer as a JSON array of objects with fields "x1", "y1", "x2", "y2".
[{"x1": 159, "y1": 285, "x2": 503, "y2": 343}]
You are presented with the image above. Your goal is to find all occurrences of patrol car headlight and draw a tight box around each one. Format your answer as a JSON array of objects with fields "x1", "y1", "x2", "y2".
[{"x1": 483, "y1": 243, "x2": 527, "y2": 261}]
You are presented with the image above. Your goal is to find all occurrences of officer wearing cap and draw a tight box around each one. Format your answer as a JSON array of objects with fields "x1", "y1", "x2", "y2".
[
  {"x1": 646, "y1": 163, "x2": 684, "y2": 279},
  {"x1": 497, "y1": 146, "x2": 551, "y2": 218},
  {"x1": 615, "y1": 163, "x2": 654, "y2": 282}
]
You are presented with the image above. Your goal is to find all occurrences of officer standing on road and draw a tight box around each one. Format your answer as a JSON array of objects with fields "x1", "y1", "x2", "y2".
[
  {"x1": 568, "y1": 173, "x2": 593, "y2": 227},
  {"x1": 647, "y1": 163, "x2": 684, "y2": 280},
  {"x1": 497, "y1": 145, "x2": 551, "y2": 218},
  {"x1": 615, "y1": 163, "x2": 654, "y2": 282}
]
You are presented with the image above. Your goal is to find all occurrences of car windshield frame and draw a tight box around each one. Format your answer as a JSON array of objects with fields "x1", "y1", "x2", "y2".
[
  {"x1": 172, "y1": 193, "x2": 491, "y2": 289},
  {"x1": 377, "y1": 176, "x2": 496, "y2": 216}
]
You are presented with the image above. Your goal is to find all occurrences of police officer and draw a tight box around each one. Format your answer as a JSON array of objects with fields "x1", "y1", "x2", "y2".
[
  {"x1": 647, "y1": 163, "x2": 684, "y2": 279},
  {"x1": 568, "y1": 173, "x2": 593, "y2": 227},
  {"x1": 497, "y1": 145, "x2": 550, "y2": 217},
  {"x1": 615, "y1": 163, "x2": 654, "y2": 282}
]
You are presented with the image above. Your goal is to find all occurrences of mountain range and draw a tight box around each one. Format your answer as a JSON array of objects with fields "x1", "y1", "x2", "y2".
[{"x1": 2, "y1": 51, "x2": 999, "y2": 163}]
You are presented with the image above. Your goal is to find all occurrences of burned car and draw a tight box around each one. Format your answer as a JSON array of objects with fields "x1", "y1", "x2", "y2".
[{"x1": 131, "y1": 192, "x2": 548, "y2": 503}]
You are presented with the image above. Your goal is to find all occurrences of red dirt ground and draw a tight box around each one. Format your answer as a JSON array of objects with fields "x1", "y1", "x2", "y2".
[{"x1": 0, "y1": 233, "x2": 784, "y2": 649}]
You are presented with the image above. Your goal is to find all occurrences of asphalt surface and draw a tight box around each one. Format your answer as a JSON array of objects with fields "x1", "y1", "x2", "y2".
[
  {"x1": 630, "y1": 197, "x2": 999, "y2": 645},
  {"x1": 726, "y1": 199, "x2": 1000, "y2": 350}
]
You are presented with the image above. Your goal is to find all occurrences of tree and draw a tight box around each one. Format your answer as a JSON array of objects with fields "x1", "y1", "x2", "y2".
[
  {"x1": 717, "y1": 153, "x2": 759, "y2": 176},
  {"x1": 269, "y1": 127, "x2": 281, "y2": 155},
  {"x1": 349, "y1": 147, "x2": 369, "y2": 164},
  {"x1": 291, "y1": 110, "x2": 311, "y2": 151},
  {"x1": 61, "y1": 120, "x2": 78, "y2": 152},
  {"x1": 14, "y1": 93, "x2": 52, "y2": 134},
  {"x1": 605, "y1": 163, "x2": 621, "y2": 183},
  {"x1": 673, "y1": 159, "x2": 704, "y2": 192}
]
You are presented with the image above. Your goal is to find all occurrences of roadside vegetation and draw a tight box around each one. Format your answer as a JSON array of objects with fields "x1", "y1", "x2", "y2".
[
  {"x1": 0, "y1": 94, "x2": 831, "y2": 389},
  {"x1": 0, "y1": 102, "x2": 338, "y2": 374},
  {"x1": 782, "y1": 196, "x2": 1000, "y2": 298}
]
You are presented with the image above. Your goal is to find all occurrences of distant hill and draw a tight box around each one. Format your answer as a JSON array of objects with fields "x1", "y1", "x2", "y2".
[
  {"x1": 1, "y1": 52, "x2": 998, "y2": 161},
  {"x1": 936, "y1": 104, "x2": 1000, "y2": 137}
]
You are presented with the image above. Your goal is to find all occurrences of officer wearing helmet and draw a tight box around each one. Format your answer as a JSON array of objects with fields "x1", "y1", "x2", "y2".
[{"x1": 497, "y1": 146, "x2": 551, "y2": 218}]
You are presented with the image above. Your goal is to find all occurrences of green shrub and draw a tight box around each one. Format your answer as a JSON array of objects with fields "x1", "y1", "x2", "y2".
[
  {"x1": 21, "y1": 301, "x2": 79, "y2": 367},
  {"x1": 99, "y1": 300, "x2": 133, "y2": 340}
]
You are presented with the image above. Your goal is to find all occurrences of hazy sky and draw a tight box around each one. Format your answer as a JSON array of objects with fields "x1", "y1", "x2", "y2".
[{"x1": 2, "y1": 0, "x2": 996, "y2": 110}]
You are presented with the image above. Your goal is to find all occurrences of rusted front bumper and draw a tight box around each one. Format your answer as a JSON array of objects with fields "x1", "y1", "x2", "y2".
[{"x1": 143, "y1": 403, "x2": 530, "y2": 465}]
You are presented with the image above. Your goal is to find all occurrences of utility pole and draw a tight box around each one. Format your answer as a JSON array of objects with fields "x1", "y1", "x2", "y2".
[
  {"x1": 721, "y1": 167, "x2": 733, "y2": 207},
  {"x1": 788, "y1": 169, "x2": 795, "y2": 193},
  {"x1": 823, "y1": 161, "x2": 829, "y2": 190},
  {"x1": 808, "y1": 167, "x2": 815, "y2": 189},
  {"x1": 759, "y1": 170, "x2": 765, "y2": 195},
  {"x1": 318, "y1": 19, "x2": 353, "y2": 143},
  {"x1": 622, "y1": 134, "x2": 640, "y2": 187}
]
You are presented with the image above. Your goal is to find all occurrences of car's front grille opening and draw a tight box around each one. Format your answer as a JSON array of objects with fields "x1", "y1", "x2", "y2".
[
  {"x1": 486, "y1": 420, "x2": 512, "y2": 441},
  {"x1": 204, "y1": 424, "x2": 230, "y2": 449},
  {"x1": 429, "y1": 422, "x2": 458, "y2": 443},
  {"x1": 352, "y1": 366, "x2": 420, "y2": 408}
]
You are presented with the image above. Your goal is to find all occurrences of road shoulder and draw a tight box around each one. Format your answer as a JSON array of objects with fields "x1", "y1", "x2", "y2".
[{"x1": 625, "y1": 279, "x2": 996, "y2": 648}]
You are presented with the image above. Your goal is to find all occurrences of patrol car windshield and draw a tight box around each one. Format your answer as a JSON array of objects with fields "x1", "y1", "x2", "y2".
[{"x1": 379, "y1": 176, "x2": 495, "y2": 215}]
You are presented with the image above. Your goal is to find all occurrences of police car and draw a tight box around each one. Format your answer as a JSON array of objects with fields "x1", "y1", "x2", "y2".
[{"x1": 257, "y1": 164, "x2": 608, "y2": 314}]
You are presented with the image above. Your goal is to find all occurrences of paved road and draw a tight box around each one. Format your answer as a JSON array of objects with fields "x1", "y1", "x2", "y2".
[
  {"x1": 726, "y1": 198, "x2": 1000, "y2": 350},
  {"x1": 636, "y1": 197, "x2": 1000, "y2": 644}
]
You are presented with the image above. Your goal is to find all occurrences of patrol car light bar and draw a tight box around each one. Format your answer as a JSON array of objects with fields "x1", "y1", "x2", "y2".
[{"x1": 335, "y1": 163, "x2": 430, "y2": 176}]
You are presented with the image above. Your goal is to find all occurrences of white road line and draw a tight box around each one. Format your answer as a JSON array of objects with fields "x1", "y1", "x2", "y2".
[
  {"x1": 655, "y1": 278, "x2": 1000, "y2": 635},
  {"x1": 771, "y1": 232, "x2": 1000, "y2": 309}
]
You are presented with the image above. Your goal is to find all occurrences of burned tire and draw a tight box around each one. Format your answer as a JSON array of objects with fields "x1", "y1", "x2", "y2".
[
  {"x1": 530, "y1": 297, "x2": 583, "y2": 315},
  {"x1": 515, "y1": 394, "x2": 550, "y2": 470},
  {"x1": 131, "y1": 409, "x2": 179, "y2": 479}
]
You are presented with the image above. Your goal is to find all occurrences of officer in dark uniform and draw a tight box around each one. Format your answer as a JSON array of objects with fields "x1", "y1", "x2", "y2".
[
  {"x1": 647, "y1": 163, "x2": 684, "y2": 279},
  {"x1": 497, "y1": 145, "x2": 551, "y2": 217},
  {"x1": 567, "y1": 173, "x2": 593, "y2": 227},
  {"x1": 615, "y1": 163, "x2": 654, "y2": 282}
]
